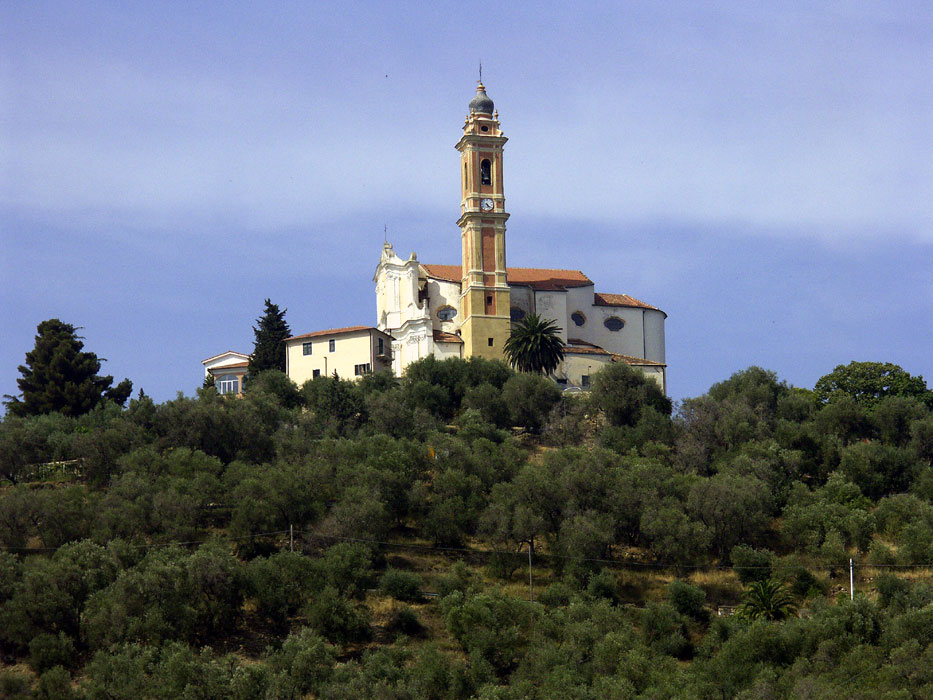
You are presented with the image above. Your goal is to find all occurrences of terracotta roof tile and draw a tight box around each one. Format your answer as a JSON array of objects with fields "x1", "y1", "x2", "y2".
[
  {"x1": 594, "y1": 292, "x2": 660, "y2": 311},
  {"x1": 433, "y1": 330, "x2": 463, "y2": 344},
  {"x1": 564, "y1": 345, "x2": 611, "y2": 356},
  {"x1": 612, "y1": 354, "x2": 667, "y2": 367},
  {"x1": 422, "y1": 264, "x2": 592, "y2": 291},
  {"x1": 286, "y1": 325, "x2": 376, "y2": 341}
]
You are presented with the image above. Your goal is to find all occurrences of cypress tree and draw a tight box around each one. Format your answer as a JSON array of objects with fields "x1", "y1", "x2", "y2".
[{"x1": 248, "y1": 299, "x2": 291, "y2": 375}]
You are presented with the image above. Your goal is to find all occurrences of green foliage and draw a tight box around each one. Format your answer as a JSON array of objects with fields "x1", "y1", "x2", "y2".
[
  {"x1": 5, "y1": 319, "x2": 132, "y2": 417},
  {"x1": 589, "y1": 361, "x2": 672, "y2": 428},
  {"x1": 246, "y1": 551, "x2": 317, "y2": 626},
  {"x1": 28, "y1": 631, "x2": 75, "y2": 673},
  {"x1": 379, "y1": 568, "x2": 424, "y2": 602},
  {"x1": 316, "y1": 542, "x2": 374, "y2": 600},
  {"x1": 641, "y1": 602, "x2": 693, "y2": 658},
  {"x1": 243, "y1": 369, "x2": 301, "y2": 408},
  {"x1": 738, "y1": 579, "x2": 798, "y2": 621},
  {"x1": 2, "y1": 357, "x2": 933, "y2": 696},
  {"x1": 668, "y1": 579, "x2": 707, "y2": 621},
  {"x1": 305, "y1": 586, "x2": 371, "y2": 645},
  {"x1": 503, "y1": 313, "x2": 565, "y2": 375},
  {"x1": 731, "y1": 545, "x2": 773, "y2": 584},
  {"x1": 385, "y1": 604, "x2": 424, "y2": 639},
  {"x1": 266, "y1": 628, "x2": 335, "y2": 698},
  {"x1": 247, "y1": 298, "x2": 291, "y2": 375},
  {"x1": 814, "y1": 361, "x2": 932, "y2": 409},
  {"x1": 36, "y1": 665, "x2": 76, "y2": 700},
  {"x1": 81, "y1": 542, "x2": 244, "y2": 650},
  {"x1": 501, "y1": 372, "x2": 561, "y2": 433},
  {"x1": 442, "y1": 590, "x2": 538, "y2": 676}
]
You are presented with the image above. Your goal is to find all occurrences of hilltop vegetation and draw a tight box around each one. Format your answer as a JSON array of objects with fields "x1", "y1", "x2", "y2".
[{"x1": 1, "y1": 358, "x2": 932, "y2": 699}]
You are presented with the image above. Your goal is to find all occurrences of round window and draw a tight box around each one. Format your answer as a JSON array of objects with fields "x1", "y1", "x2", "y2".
[
  {"x1": 510, "y1": 307, "x2": 526, "y2": 322},
  {"x1": 437, "y1": 306, "x2": 457, "y2": 321},
  {"x1": 603, "y1": 317, "x2": 624, "y2": 332},
  {"x1": 571, "y1": 311, "x2": 586, "y2": 327}
]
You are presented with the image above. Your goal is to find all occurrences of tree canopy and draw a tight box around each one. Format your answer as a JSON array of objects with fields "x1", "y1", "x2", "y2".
[
  {"x1": 3, "y1": 319, "x2": 132, "y2": 417},
  {"x1": 503, "y1": 313, "x2": 565, "y2": 375},
  {"x1": 814, "y1": 361, "x2": 931, "y2": 409},
  {"x1": 247, "y1": 299, "x2": 291, "y2": 376}
]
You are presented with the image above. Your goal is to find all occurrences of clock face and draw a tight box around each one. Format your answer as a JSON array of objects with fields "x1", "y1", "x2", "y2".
[{"x1": 480, "y1": 198, "x2": 494, "y2": 211}]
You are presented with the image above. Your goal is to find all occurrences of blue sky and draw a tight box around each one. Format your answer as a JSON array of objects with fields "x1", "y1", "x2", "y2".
[{"x1": 2, "y1": 1, "x2": 931, "y2": 407}]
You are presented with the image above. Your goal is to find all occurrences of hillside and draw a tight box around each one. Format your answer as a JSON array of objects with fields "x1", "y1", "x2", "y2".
[{"x1": 1, "y1": 358, "x2": 932, "y2": 699}]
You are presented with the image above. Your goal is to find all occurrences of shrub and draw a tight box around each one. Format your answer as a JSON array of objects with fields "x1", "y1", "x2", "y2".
[
  {"x1": 731, "y1": 545, "x2": 773, "y2": 584},
  {"x1": 266, "y1": 628, "x2": 335, "y2": 697},
  {"x1": 36, "y1": 666, "x2": 76, "y2": 700},
  {"x1": 0, "y1": 670, "x2": 31, "y2": 700},
  {"x1": 537, "y1": 582, "x2": 573, "y2": 607},
  {"x1": 436, "y1": 561, "x2": 474, "y2": 598},
  {"x1": 305, "y1": 587, "x2": 371, "y2": 645},
  {"x1": 379, "y1": 568, "x2": 424, "y2": 603},
  {"x1": 668, "y1": 580, "x2": 707, "y2": 621},
  {"x1": 587, "y1": 569, "x2": 620, "y2": 604},
  {"x1": 28, "y1": 631, "x2": 75, "y2": 673},
  {"x1": 385, "y1": 605, "x2": 424, "y2": 639}
]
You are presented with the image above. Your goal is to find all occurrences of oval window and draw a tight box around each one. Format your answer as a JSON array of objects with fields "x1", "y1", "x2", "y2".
[
  {"x1": 603, "y1": 316, "x2": 624, "y2": 332},
  {"x1": 510, "y1": 306, "x2": 526, "y2": 322},
  {"x1": 437, "y1": 306, "x2": 457, "y2": 321},
  {"x1": 571, "y1": 311, "x2": 586, "y2": 327}
]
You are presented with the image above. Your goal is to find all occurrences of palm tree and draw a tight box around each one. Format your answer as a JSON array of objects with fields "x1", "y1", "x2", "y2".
[
  {"x1": 738, "y1": 579, "x2": 798, "y2": 621},
  {"x1": 504, "y1": 313, "x2": 565, "y2": 375}
]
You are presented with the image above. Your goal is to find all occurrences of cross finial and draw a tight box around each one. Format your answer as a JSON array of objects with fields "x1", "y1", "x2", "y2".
[
  {"x1": 479, "y1": 61, "x2": 482, "y2": 83},
  {"x1": 384, "y1": 224, "x2": 387, "y2": 243}
]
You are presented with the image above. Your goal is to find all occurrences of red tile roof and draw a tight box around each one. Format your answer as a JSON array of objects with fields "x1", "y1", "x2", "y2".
[
  {"x1": 565, "y1": 339, "x2": 666, "y2": 367},
  {"x1": 286, "y1": 325, "x2": 376, "y2": 341},
  {"x1": 612, "y1": 354, "x2": 667, "y2": 367},
  {"x1": 564, "y1": 345, "x2": 610, "y2": 356},
  {"x1": 594, "y1": 292, "x2": 660, "y2": 311},
  {"x1": 433, "y1": 330, "x2": 463, "y2": 344},
  {"x1": 422, "y1": 264, "x2": 592, "y2": 291}
]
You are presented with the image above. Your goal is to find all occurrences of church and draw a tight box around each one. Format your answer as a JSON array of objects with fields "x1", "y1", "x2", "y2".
[
  {"x1": 373, "y1": 81, "x2": 667, "y2": 392},
  {"x1": 204, "y1": 81, "x2": 666, "y2": 393}
]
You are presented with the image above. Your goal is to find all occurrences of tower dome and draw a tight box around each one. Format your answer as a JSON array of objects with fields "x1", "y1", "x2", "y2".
[{"x1": 468, "y1": 82, "x2": 494, "y2": 115}]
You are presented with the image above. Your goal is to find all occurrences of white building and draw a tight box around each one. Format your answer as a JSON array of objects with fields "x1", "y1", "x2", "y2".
[
  {"x1": 284, "y1": 326, "x2": 393, "y2": 384},
  {"x1": 202, "y1": 351, "x2": 250, "y2": 395}
]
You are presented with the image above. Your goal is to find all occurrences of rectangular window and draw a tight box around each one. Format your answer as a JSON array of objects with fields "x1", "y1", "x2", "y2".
[
  {"x1": 217, "y1": 376, "x2": 239, "y2": 395},
  {"x1": 377, "y1": 337, "x2": 384, "y2": 355},
  {"x1": 328, "y1": 339, "x2": 335, "y2": 352},
  {"x1": 312, "y1": 369, "x2": 321, "y2": 378},
  {"x1": 302, "y1": 342, "x2": 313, "y2": 355},
  {"x1": 488, "y1": 337, "x2": 494, "y2": 347},
  {"x1": 354, "y1": 363, "x2": 371, "y2": 376},
  {"x1": 581, "y1": 375, "x2": 590, "y2": 388}
]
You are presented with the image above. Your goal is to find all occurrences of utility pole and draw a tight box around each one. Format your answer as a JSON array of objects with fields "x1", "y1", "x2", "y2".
[
  {"x1": 849, "y1": 558, "x2": 854, "y2": 600},
  {"x1": 528, "y1": 539, "x2": 534, "y2": 602}
]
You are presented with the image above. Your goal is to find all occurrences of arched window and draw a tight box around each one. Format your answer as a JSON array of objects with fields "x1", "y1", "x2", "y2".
[
  {"x1": 437, "y1": 306, "x2": 457, "y2": 321},
  {"x1": 604, "y1": 317, "x2": 625, "y2": 332},
  {"x1": 571, "y1": 311, "x2": 586, "y2": 327},
  {"x1": 510, "y1": 306, "x2": 526, "y2": 322},
  {"x1": 480, "y1": 159, "x2": 491, "y2": 185}
]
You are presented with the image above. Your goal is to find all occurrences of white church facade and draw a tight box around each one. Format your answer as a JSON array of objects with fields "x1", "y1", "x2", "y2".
[{"x1": 204, "y1": 81, "x2": 666, "y2": 392}]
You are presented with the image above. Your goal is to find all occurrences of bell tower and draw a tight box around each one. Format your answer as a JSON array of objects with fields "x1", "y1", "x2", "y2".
[{"x1": 456, "y1": 81, "x2": 511, "y2": 360}]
